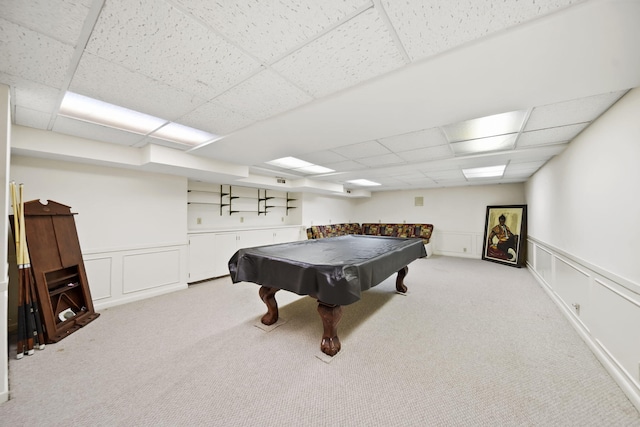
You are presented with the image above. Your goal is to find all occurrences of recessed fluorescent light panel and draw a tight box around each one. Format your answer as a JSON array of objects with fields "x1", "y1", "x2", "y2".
[
  {"x1": 443, "y1": 110, "x2": 526, "y2": 155},
  {"x1": 462, "y1": 165, "x2": 506, "y2": 179},
  {"x1": 451, "y1": 133, "x2": 517, "y2": 156},
  {"x1": 59, "y1": 92, "x2": 218, "y2": 146},
  {"x1": 443, "y1": 110, "x2": 527, "y2": 142},
  {"x1": 347, "y1": 179, "x2": 381, "y2": 186},
  {"x1": 266, "y1": 157, "x2": 334, "y2": 175}
]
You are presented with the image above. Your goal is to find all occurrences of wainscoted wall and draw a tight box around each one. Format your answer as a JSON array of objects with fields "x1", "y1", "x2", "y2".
[
  {"x1": 84, "y1": 242, "x2": 187, "y2": 310},
  {"x1": 527, "y1": 237, "x2": 640, "y2": 411},
  {"x1": 431, "y1": 230, "x2": 485, "y2": 258}
]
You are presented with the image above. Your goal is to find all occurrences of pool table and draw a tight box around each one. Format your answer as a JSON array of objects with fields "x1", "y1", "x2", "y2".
[{"x1": 228, "y1": 234, "x2": 427, "y2": 356}]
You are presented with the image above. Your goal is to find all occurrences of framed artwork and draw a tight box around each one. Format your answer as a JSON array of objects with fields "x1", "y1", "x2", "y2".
[{"x1": 482, "y1": 205, "x2": 527, "y2": 267}]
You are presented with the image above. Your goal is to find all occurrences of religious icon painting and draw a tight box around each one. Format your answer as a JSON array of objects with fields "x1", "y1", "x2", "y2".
[{"x1": 482, "y1": 205, "x2": 527, "y2": 267}]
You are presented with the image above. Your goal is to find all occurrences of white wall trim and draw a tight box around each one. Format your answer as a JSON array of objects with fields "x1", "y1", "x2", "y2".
[{"x1": 527, "y1": 237, "x2": 640, "y2": 412}]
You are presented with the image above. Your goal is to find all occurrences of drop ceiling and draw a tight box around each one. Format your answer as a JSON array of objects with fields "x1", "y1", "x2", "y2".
[{"x1": 2, "y1": 0, "x2": 639, "y2": 195}]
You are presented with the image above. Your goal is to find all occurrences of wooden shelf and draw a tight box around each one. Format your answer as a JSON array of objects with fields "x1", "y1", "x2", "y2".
[{"x1": 189, "y1": 185, "x2": 297, "y2": 218}]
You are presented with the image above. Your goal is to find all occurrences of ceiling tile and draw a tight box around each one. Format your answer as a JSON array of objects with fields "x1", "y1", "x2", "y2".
[
  {"x1": 323, "y1": 160, "x2": 368, "y2": 172},
  {"x1": 14, "y1": 106, "x2": 51, "y2": 129},
  {"x1": 1, "y1": 73, "x2": 61, "y2": 113},
  {"x1": 178, "y1": 100, "x2": 255, "y2": 137},
  {"x1": 398, "y1": 145, "x2": 453, "y2": 163},
  {"x1": 381, "y1": 0, "x2": 578, "y2": 61},
  {"x1": 517, "y1": 123, "x2": 588, "y2": 147},
  {"x1": 357, "y1": 153, "x2": 405, "y2": 167},
  {"x1": 0, "y1": 0, "x2": 92, "y2": 44},
  {"x1": 213, "y1": 69, "x2": 313, "y2": 121},
  {"x1": 331, "y1": 140, "x2": 391, "y2": 159},
  {"x1": 378, "y1": 127, "x2": 448, "y2": 152},
  {"x1": 424, "y1": 169, "x2": 465, "y2": 181},
  {"x1": 524, "y1": 90, "x2": 627, "y2": 131},
  {"x1": 299, "y1": 150, "x2": 348, "y2": 165},
  {"x1": 0, "y1": 18, "x2": 75, "y2": 88},
  {"x1": 70, "y1": 53, "x2": 207, "y2": 121},
  {"x1": 52, "y1": 116, "x2": 147, "y2": 146},
  {"x1": 172, "y1": 0, "x2": 368, "y2": 62},
  {"x1": 396, "y1": 145, "x2": 453, "y2": 162},
  {"x1": 271, "y1": 8, "x2": 406, "y2": 97},
  {"x1": 84, "y1": 0, "x2": 261, "y2": 99}
]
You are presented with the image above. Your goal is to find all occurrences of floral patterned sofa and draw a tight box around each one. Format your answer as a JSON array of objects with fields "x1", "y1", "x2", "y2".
[{"x1": 306, "y1": 222, "x2": 434, "y2": 256}]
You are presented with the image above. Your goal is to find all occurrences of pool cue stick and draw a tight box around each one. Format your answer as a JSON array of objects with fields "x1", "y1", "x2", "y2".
[
  {"x1": 10, "y1": 182, "x2": 26, "y2": 359},
  {"x1": 18, "y1": 184, "x2": 37, "y2": 354},
  {"x1": 28, "y1": 274, "x2": 46, "y2": 349}
]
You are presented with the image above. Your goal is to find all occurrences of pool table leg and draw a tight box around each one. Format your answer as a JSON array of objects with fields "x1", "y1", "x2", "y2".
[
  {"x1": 259, "y1": 286, "x2": 280, "y2": 325},
  {"x1": 317, "y1": 302, "x2": 343, "y2": 356},
  {"x1": 396, "y1": 266, "x2": 409, "y2": 293}
]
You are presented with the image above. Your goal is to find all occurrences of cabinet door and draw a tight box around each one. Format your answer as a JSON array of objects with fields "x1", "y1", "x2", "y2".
[
  {"x1": 188, "y1": 234, "x2": 218, "y2": 282},
  {"x1": 236, "y1": 229, "x2": 274, "y2": 249},
  {"x1": 273, "y1": 227, "x2": 302, "y2": 244},
  {"x1": 212, "y1": 233, "x2": 239, "y2": 278}
]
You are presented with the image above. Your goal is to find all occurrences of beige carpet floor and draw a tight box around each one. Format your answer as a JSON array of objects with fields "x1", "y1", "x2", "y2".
[{"x1": 2, "y1": 255, "x2": 639, "y2": 426}]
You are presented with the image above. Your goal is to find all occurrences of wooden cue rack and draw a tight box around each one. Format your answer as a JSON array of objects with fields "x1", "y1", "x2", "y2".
[{"x1": 22, "y1": 199, "x2": 99, "y2": 343}]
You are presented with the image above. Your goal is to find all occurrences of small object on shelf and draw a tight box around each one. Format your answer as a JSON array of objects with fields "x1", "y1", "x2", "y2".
[{"x1": 58, "y1": 308, "x2": 75, "y2": 322}]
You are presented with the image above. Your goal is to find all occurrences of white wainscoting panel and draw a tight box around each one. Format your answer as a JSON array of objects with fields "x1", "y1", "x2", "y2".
[
  {"x1": 433, "y1": 230, "x2": 477, "y2": 258},
  {"x1": 591, "y1": 277, "x2": 640, "y2": 391},
  {"x1": 123, "y1": 249, "x2": 181, "y2": 294},
  {"x1": 554, "y1": 257, "x2": 590, "y2": 328},
  {"x1": 535, "y1": 245, "x2": 553, "y2": 285},
  {"x1": 85, "y1": 242, "x2": 188, "y2": 310},
  {"x1": 527, "y1": 237, "x2": 640, "y2": 412},
  {"x1": 84, "y1": 257, "x2": 112, "y2": 300}
]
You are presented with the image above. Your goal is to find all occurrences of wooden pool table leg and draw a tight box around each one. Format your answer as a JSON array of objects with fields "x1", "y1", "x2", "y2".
[
  {"x1": 396, "y1": 266, "x2": 409, "y2": 293},
  {"x1": 259, "y1": 286, "x2": 280, "y2": 325},
  {"x1": 317, "y1": 302, "x2": 343, "y2": 356}
]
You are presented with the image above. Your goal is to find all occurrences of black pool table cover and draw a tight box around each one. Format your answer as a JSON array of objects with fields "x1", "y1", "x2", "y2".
[{"x1": 228, "y1": 234, "x2": 427, "y2": 306}]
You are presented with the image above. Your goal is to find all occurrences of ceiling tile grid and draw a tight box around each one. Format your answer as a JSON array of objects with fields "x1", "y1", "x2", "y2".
[
  {"x1": 524, "y1": 90, "x2": 627, "y2": 131},
  {"x1": 171, "y1": 0, "x2": 370, "y2": 63},
  {"x1": 2, "y1": 74, "x2": 60, "y2": 116},
  {"x1": 271, "y1": 8, "x2": 407, "y2": 98},
  {"x1": 378, "y1": 127, "x2": 449, "y2": 152},
  {"x1": 84, "y1": 0, "x2": 262, "y2": 100},
  {"x1": 0, "y1": 0, "x2": 92, "y2": 45},
  {"x1": 2, "y1": 0, "x2": 638, "y2": 192},
  {"x1": 381, "y1": 0, "x2": 579, "y2": 61},
  {"x1": 396, "y1": 145, "x2": 454, "y2": 163},
  {"x1": 213, "y1": 69, "x2": 314, "y2": 122},
  {"x1": 517, "y1": 123, "x2": 587, "y2": 148},
  {"x1": 330, "y1": 140, "x2": 391, "y2": 159},
  {"x1": 0, "y1": 18, "x2": 76, "y2": 88},
  {"x1": 69, "y1": 52, "x2": 207, "y2": 121},
  {"x1": 14, "y1": 105, "x2": 52, "y2": 130},
  {"x1": 356, "y1": 153, "x2": 405, "y2": 167},
  {"x1": 176, "y1": 100, "x2": 255, "y2": 137}
]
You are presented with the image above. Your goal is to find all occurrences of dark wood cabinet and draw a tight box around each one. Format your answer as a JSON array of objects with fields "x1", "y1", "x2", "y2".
[{"x1": 23, "y1": 200, "x2": 99, "y2": 343}]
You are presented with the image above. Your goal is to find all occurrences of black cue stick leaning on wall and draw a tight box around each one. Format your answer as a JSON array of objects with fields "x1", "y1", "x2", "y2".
[{"x1": 19, "y1": 183, "x2": 45, "y2": 351}]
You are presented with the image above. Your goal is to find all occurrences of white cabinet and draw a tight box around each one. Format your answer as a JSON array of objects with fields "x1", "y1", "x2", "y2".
[{"x1": 188, "y1": 226, "x2": 303, "y2": 282}]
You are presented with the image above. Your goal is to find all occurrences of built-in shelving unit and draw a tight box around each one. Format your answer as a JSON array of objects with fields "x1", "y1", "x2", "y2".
[{"x1": 187, "y1": 184, "x2": 297, "y2": 220}]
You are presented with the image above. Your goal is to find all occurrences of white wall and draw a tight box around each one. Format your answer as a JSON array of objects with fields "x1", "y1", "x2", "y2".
[
  {"x1": 300, "y1": 192, "x2": 356, "y2": 227},
  {"x1": 8, "y1": 155, "x2": 189, "y2": 316},
  {"x1": 1, "y1": 84, "x2": 11, "y2": 403},
  {"x1": 525, "y1": 87, "x2": 640, "y2": 410},
  {"x1": 353, "y1": 184, "x2": 526, "y2": 257},
  {"x1": 527, "y1": 89, "x2": 640, "y2": 284}
]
